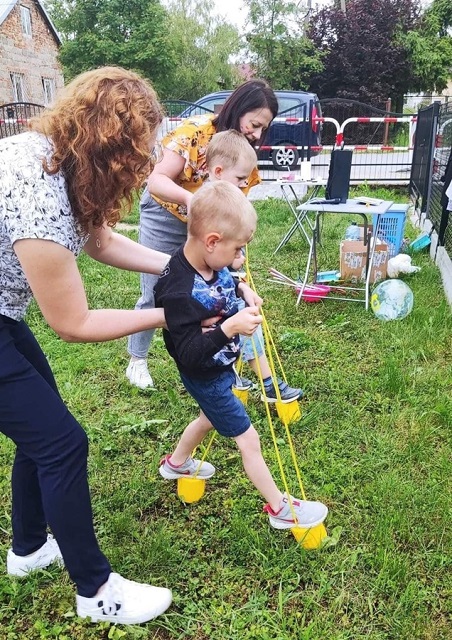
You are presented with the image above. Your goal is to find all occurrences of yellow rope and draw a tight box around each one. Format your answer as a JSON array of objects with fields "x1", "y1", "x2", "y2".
[
  {"x1": 192, "y1": 248, "x2": 309, "y2": 524},
  {"x1": 245, "y1": 246, "x2": 307, "y2": 509},
  {"x1": 259, "y1": 317, "x2": 307, "y2": 502},
  {"x1": 193, "y1": 430, "x2": 216, "y2": 479}
]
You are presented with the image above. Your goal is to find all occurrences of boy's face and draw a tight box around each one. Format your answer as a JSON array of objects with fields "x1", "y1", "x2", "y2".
[
  {"x1": 210, "y1": 157, "x2": 256, "y2": 189},
  {"x1": 208, "y1": 232, "x2": 254, "y2": 272}
]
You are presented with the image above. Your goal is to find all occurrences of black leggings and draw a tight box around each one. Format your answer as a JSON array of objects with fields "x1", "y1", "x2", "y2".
[{"x1": 0, "y1": 315, "x2": 111, "y2": 597}]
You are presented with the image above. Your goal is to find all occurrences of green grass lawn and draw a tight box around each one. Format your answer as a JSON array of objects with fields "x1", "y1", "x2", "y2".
[{"x1": 0, "y1": 189, "x2": 451, "y2": 639}]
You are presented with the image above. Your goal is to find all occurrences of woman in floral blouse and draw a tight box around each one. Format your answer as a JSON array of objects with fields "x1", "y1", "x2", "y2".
[
  {"x1": 126, "y1": 79, "x2": 278, "y2": 389},
  {"x1": 0, "y1": 66, "x2": 173, "y2": 625}
]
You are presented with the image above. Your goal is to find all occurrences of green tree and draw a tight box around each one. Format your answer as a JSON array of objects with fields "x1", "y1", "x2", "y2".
[
  {"x1": 307, "y1": 0, "x2": 422, "y2": 110},
  {"x1": 46, "y1": 0, "x2": 175, "y2": 96},
  {"x1": 244, "y1": 0, "x2": 323, "y2": 90},
  {"x1": 401, "y1": 0, "x2": 452, "y2": 94},
  {"x1": 164, "y1": 0, "x2": 242, "y2": 100},
  {"x1": 307, "y1": 0, "x2": 452, "y2": 108},
  {"x1": 426, "y1": 0, "x2": 452, "y2": 33}
]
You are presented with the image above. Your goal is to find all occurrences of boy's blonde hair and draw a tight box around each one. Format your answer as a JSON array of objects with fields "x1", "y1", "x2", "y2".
[
  {"x1": 188, "y1": 181, "x2": 257, "y2": 240},
  {"x1": 205, "y1": 130, "x2": 257, "y2": 171}
]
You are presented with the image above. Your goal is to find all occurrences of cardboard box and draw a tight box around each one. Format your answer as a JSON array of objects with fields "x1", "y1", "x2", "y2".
[{"x1": 340, "y1": 239, "x2": 388, "y2": 283}]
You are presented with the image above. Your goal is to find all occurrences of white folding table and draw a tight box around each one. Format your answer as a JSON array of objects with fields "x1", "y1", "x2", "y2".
[
  {"x1": 274, "y1": 180, "x2": 327, "y2": 254},
  {"x1": 292, "y1": 198, "x2": 394, "y2": 309}
]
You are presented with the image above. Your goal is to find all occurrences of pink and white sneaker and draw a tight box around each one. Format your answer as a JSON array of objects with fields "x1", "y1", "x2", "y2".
[{"x1": 264, "y1": 493, "x2": 328, "y2": 529}]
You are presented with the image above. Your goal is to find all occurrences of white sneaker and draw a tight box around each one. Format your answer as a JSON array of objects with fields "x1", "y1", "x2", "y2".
[
  {"x1": 159, "y1": 454, "x2": 216, "y2": 479},
  {"x1": 76, "y1": 572, "x2": 172, "y2": 624},
  {"x1": 126, "y1": 358, "x2": 154, "y2": 389},
  {"x1": 7, "y1": 534, "x2": 64, "y2": 576},
  {"x1": 264, "y1": 494, "x2": 328, "y2": 530}
]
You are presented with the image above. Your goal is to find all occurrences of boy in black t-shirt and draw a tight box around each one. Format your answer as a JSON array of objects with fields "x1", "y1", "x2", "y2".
[
  {"x1": 155, "y1": 181, "x2": 327, "y2": 530},
  {"x1": 206, "y1": 130, "x2": 303, "y2": 402}
]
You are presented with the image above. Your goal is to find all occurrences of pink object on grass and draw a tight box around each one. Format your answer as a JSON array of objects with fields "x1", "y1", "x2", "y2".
[{"x1": 295, "y1": 284, "x2": 331, "y2": 303}]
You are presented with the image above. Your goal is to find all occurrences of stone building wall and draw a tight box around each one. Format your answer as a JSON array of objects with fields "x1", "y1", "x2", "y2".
[{"x1": 0, "y1": 0, "x2": 63, "y2": 105}]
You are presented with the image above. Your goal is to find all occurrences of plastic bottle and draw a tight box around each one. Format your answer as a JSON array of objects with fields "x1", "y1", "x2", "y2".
[{"x1": 344, "y1": 221, "x2": 360, "y2": 241}]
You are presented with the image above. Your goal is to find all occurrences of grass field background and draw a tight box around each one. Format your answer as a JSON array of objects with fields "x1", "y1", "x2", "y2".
[{"x1": 0, "y1": 187, "x2": 450, "y2": 639}]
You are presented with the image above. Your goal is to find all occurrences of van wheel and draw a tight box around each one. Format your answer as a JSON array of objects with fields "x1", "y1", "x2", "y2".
[{"x1": 272, "y1": 146, "x2": 299, "y2": 170}]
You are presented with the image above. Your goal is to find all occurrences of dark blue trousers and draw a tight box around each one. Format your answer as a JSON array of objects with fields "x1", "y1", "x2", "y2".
[{"x1": 0, "y1": 315, "x2": 111, "y2": 597}]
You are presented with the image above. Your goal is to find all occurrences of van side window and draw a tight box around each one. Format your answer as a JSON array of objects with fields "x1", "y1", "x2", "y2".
[{"x1": 277, "y1": 98, "x2": 301, "y2": 114}]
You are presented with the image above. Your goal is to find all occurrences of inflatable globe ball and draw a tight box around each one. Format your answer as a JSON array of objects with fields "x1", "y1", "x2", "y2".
[{"x1": 371, "y1": 279, "x2": 414, "y2": 321}]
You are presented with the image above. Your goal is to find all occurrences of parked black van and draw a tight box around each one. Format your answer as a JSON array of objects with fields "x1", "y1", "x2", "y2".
[{"x1": 168, "y1": 89, "x2": 322, "y2": 170}]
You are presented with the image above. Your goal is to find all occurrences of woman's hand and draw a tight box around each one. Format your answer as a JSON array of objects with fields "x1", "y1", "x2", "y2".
[{"x1": 14, "y1": 238, "x2": 167, "y2": 343}]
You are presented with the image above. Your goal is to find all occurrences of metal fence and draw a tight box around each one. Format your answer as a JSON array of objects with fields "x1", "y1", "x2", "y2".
[
  {"x1": 320, "y1": 98, "x2": 408, "y2": 145},
  {"x1": 426, "y1": 101, "x2": 452, "y2": 255},
  {"x1": 159, "y1": 98, "x2": 414, "y2": 184},
  {"x1": 409, "y1": 102, "x2": 440, "y2": 214},
  {"x1": 0, "y1": 98, "x2": 416, "y2": 186},
  {"x1": 0, "y1": 102, "x2": 44, "y2": 138},
  {"x1": 316, "y1": 98, "x2": 413, "y2": 184}
]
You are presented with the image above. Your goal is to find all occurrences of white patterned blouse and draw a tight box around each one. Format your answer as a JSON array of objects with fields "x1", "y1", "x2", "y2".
[{"x1": 0, "y1": 132, "x2": 87, "y2": 320}]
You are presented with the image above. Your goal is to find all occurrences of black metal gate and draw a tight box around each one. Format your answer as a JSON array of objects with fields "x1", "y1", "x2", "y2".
[
  {"x1": 409, "y1": 102, "x2": 440, "y2": 215},
  {"x1": 0, "y1": 102, "x2": 44, "y2": 139},
  {"x1": 426, "y1": 102, "x2": 452, "y2": 253}
]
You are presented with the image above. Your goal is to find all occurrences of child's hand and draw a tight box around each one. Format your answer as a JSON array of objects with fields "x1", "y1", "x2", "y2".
[
  {"x1": 231, "y1": 254, "x2": 245, "y2": 272},
  {"x1": 221, "y1": 306, "x2": 262, "y2": 338},
  {"x1": 201, "y1": 315, "x2": 222, "y2": 333},
  {"x1": 237, "y1": 282, "x2": 263, "y2": 308}
]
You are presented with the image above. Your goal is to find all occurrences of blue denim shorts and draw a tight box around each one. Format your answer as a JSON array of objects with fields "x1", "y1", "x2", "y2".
[
  {"x1": 240, "y1": 327, "x2": 264, "y2": 362},
  {"x1": 180, "y1": 369, "x2": 251, "y2": 438}
]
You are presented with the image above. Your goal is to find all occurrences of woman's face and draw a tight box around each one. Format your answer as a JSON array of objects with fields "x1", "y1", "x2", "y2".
[{"x1": 239, "y1": 107, "x2": 274, "y2": 143}]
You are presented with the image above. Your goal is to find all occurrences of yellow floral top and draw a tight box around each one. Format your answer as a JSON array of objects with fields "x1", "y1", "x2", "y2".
[{"x1": 152, "y1": 114, "x2": 261, "y2": 222}]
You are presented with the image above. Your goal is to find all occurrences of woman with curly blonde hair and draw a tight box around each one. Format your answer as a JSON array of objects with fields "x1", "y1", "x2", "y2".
[{"x1": 0, "y1": 66, "x2": 173, "y2": 624}]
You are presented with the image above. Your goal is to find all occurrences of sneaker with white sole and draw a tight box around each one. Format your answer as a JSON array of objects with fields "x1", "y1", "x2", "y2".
[
  {"x1": 76, "y1": 572, "x2": 172, "y2": 624},
  {"x1": 233, "y1": 375, "x2": 255, "y2": 391},
  {"x1": 7, "y1": 534, "x2": 64, "y2": 576},
  {"x1": 126, "y1": 358, "x2": 155, "y2": 390},
  {"x1": 159, "y1": 454, "x2": 215, "y2": 480},
  {"x1": 261, "y1": 379, "x2": 303, "y2": 404},
  {"x1": 264, "y1": 493, "x2": 328, "y2": 530}
]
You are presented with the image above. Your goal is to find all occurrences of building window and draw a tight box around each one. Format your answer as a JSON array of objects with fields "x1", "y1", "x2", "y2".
[
  {"x1": 20, "y1": 5, "x2": 32, "y2": 37},
  {"x1": 42, "y1": 78, "x2": 55, "y2": 105},
  {"x1": 10, "y1": 73, "x2": 26, "y2": 102}
]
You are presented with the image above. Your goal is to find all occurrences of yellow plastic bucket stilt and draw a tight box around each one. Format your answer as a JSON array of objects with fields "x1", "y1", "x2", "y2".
[
  {"x1": 232, "y1": 387, "x2": 249, "y2": 405},
  {"x1": 177, "y1": 477, "x2": 206, "y2": 503},
  {"x1": 276, "y1": 400, "x2": 301, "y2": 424},
  {"x1": 291, "y1": 523, "x2": 327, "y2": 549}
]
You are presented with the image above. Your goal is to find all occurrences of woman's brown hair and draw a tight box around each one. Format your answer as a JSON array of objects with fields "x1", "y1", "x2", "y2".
[
  {"x1": 31, "y1": 66, "x2": 163, "y2": 232},
  {"x1": 213, "y1": 79, "x2": 278, "y2": 148}
]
